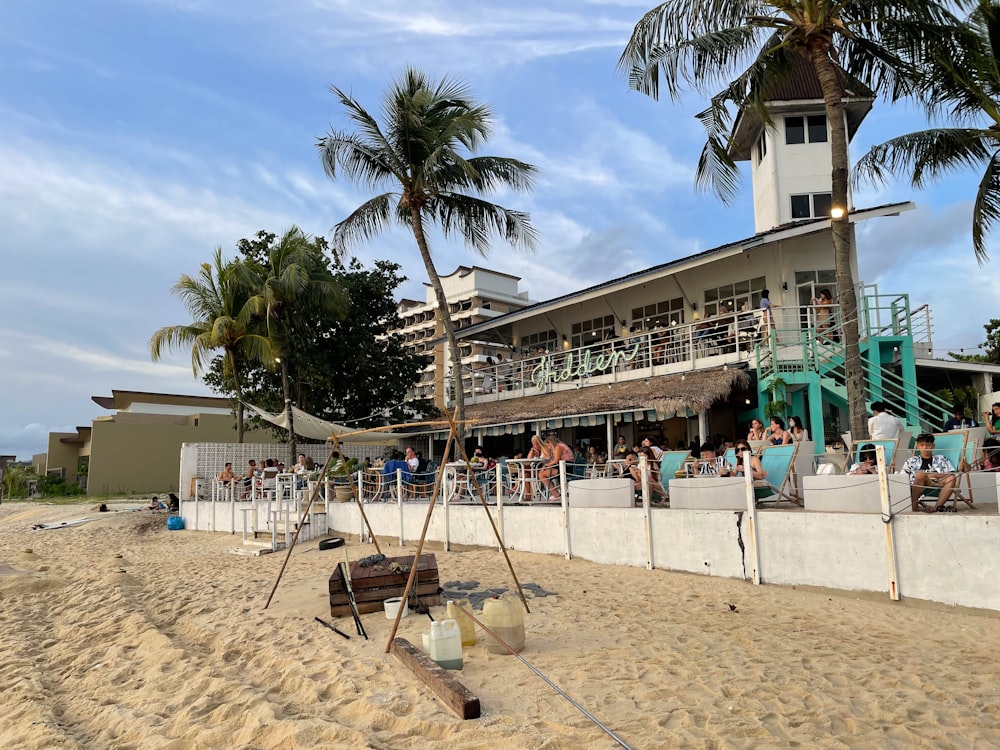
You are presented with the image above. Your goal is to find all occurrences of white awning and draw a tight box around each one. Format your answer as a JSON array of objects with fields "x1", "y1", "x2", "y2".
[{"x1": 244, "y1": 403, "x2": 403, "y2": 444}]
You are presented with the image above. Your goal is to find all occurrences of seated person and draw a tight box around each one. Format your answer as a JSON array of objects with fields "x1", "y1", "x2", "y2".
[
  {"x1": 217, "y1": 462, "x2": 236, "y2": 485},
  {"x1": 147, "y1": 495, "x2": 166, "y2": 510},
  {"x1": 382, "y1": 451, "x2": 412, "y2": 482},
  {"x1": 849, "y1": 444, "x2": 879, "y2": 475},
  {"x1": 900, "y1": 433, "x2": 957, "y2": 512},
  {"x1": 732, "y1": 440, "x2": 771, "y2": 499},
  {"x1": 691, "y1": 443, "x2": 733, "y2": 476},
  {"x1": 166, "y1": 493, "x2": 180, "y2": 512},
  {"x1": 980, "y1": 438, "x2": 1000, "y2": 471},
  {"x1": 943, "y1": 408, "x2": 978, "y2": 432},
  {"x1": 242, "y1": 460, "x2": 258, "y2": 497},
  {"x1": 260, "y1": 459, "x2": 279, "y2": 491}
]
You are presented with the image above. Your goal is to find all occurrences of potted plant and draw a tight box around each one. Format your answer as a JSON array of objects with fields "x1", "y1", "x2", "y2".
[
  {"x1": 328, "y1": 456, "x2": 361, "y2": 503},
  {"x1": 763, "y1": 377, "x2": 790, "y2": 421}
]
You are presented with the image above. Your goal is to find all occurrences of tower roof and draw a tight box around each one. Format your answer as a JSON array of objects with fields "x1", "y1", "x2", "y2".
[{"x1": 729, "y1": 50, "x2": 874, "y2": 161}]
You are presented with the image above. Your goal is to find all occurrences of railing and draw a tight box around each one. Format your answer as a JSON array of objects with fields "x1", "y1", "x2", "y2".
[{"x1": 449, "y1": 307, "x2": 763, "y2": 405}]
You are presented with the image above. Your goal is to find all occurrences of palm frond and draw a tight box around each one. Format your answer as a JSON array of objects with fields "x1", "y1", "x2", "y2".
[
  {"x1": 854, "y1": 128, "x2": 992, "y2": 188},
  {"x1": 431, "y1": 193, "x2": 538, "y2": 256},
  {"x1": 332, "y1": 193, "x2": 397, "y2": 253},
  {"x1": 317, "y1": 131, "x2": 399, "y2": 189},
  {"x1": 972, "y1": 147, "x2": 1000, "y2": 262}
]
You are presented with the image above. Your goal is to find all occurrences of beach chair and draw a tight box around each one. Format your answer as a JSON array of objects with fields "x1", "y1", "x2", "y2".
[
  {"x1": 930, "y1": 431, "x2": 975, "y2": 510},
  {"x1": 659, "y1": 451, "x2": 692, "y2": 492},
  {"x1": 844, "y1": 438, "x2": 898, "y2": 473},
  {"x1": 757, "y1": 443, "x2": 801, "y2": 506}
]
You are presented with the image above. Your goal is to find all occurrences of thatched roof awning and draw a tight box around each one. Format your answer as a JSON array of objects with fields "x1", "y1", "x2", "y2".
[{"x1": 463, "y1": 368, "x2": 749, "y2": 429}]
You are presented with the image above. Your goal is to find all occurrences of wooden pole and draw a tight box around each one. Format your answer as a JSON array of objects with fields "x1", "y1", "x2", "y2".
[
  {"x1": 742, "y1": 450, "x2": 761, "y2": 585},
  {"x1": 442, "y1": 406, "x2": 531, "y2": 615},
  {"x1": 384, "y1": 414, "x2": 458, "y2": 653},
  {"x1": 876, "y1": 445, "x2": 900, "y2": 601}
]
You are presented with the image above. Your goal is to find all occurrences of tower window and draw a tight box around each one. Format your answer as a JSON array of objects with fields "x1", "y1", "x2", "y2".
[
  {"x1": 807, "y1": 115, "x2": 828, "y2": 143},
  {"x1": 756, "y1": 134, "x2": 767, "y2": 163},
  {"x1": 785, "y1": 116, "x2": 805, "y2": 145},
  {"x1": 791, "y1": 192, "x2": 833, "y2": 219}
]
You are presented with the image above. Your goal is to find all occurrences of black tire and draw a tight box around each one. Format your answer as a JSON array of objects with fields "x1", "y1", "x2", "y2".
[{"x1": 318, "y1": 537, "x2": 346, "y2": 551}]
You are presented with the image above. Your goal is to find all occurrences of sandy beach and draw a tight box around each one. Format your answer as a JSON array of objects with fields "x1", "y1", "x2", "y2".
[{"x1": 2, "y1": 501, "x2": 999, "y2": 749}]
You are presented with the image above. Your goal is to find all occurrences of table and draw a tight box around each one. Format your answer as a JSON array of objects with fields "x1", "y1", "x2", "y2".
[
  {"x1": 504, "y1": 458, "x2": 546, "y2": 503},
  {"x1": 443, "y1": 462, "x2": 493, "y2": 502}
]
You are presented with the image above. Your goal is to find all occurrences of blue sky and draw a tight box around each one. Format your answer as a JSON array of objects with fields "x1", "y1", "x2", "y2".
[{"x1": 1, "y1": 1, "x2": 995, "y2": 461}]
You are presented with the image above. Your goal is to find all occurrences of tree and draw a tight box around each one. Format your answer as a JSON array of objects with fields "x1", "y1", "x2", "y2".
[
  {"x1": 949, "y1": 318, "x2": 1000, "y2": 363},
  {"x1": 856, "y1": 0, "x2": 1000, "y2": 264},
  {"x1": 206, "y1": 253, "x2": 432, "y2": 430},
  {"x1": 239, "y1": 227, "x2": 349, "y2": 463},
  {"x1": 149, "y1": 247, "x2": 267, "y2": 441},
  {"x1": 317, "y1": 67, "x2": 538, "y2": 436},
  {"x1": 618, "y1": 0, "x2": 958, "y2": 440}
]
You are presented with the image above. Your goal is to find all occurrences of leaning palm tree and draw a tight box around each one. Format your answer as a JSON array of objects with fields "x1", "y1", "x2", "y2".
[
  {"x1": 619, "y1": 0, "x2": 959, "y2": 439},
  {"x1": 317, "y1": 67, "x2": 538, "y2": 435},
  {"x1": 240, "y1": 226, "x2": 348, "y2": 463},
  {"x1": 856, "y1": 0, "x2": 1000, "y2": 264},
  {"x1": 149, "y1": 248, "x2": 267, "y2": 441}
]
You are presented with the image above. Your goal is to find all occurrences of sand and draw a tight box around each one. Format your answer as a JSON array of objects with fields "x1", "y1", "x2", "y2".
[{"x1": 1, "y1": 501, "x2": 999, "y2": 749}]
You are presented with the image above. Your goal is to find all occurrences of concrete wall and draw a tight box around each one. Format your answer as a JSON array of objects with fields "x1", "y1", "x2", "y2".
[
  {"x1": 44, "y1": 433, "x2": 80, "y2": 483},
  {"x1": 304, "y1": 500, "x2": 1000, "y2": 614}
]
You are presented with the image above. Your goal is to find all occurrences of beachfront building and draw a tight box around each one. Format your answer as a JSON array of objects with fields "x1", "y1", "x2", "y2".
[
  {"x1": 395, "y1": 266, "x2": 531, "y2": 408},
  {"x1": 40, "y1": 390, "x2": 280, "y2": 496},
  {"x1": 430, "y1": 61, "x2": 1000, "y2": 455}
]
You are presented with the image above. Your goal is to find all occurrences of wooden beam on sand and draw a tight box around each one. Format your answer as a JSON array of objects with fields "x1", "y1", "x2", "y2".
[{"x1": 390, "y1": 638, "x2": 481, "y2": 720}]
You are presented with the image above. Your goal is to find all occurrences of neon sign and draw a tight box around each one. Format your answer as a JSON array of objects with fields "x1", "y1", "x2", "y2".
[{"x1": 530, "y1": 343, "x2": 641, "y2": 391}]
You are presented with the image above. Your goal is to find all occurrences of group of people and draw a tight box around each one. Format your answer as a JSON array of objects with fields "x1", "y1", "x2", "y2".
[
  {"x1": 746, "y1": 416, "x2": 809, "y2": 445},
  {"x1": 215, "y1": 453, "x2": 323, "y2": 499}
]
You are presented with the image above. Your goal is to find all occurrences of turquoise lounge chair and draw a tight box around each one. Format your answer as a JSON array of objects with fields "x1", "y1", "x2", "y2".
[
  {"x1": 757, "y1": 444, "x2": 800, "y2": 506},
  {"x1": 931, "y1": 431, "x2": 976, "y2": 509},
  {"x1": 659, "y1": 451, "x2": 691, "y2": 494}
]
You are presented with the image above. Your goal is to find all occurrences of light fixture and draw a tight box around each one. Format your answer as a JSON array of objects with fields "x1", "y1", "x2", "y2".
[
  {"x1": 830, "y1": 206, "x2": 846, "y2": 219},
  {"x1": 745, "y1": 398, "x2": 752, "y2": 405},
  {"x1": 691, "y1": 302, "x2": 698, "y2": 311},
  {"x1": 781, "y1": 282, "x2": 788, "y2": 291}
]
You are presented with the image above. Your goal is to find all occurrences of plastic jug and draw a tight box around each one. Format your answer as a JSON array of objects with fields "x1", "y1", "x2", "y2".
[
  {"x1": 428, "y1": 619, "x2": 463, "y2": 670},
  {"x1": 446, "y1": 598, "x2": 477, "y2": 647},
  {"x1": 482, "y1": 594, "x2": 525, "y2": 655}
]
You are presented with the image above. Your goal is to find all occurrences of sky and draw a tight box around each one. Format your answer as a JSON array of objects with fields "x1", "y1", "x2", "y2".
[{"x1": 2, "y1": 0, "x2": 996, "y2": 461}]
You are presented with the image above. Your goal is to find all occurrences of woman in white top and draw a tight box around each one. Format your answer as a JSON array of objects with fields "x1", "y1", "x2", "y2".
[{"x1": 788, "y1": 415, "x2": 809, "y2": 443}]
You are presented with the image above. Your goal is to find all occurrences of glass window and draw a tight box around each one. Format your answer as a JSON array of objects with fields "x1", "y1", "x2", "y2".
[
  {"x1": 785, "y1": 116, "x2": 805, "y2": 145},
  {"x1": 791, "y1": 194, "x2": 811, "y2": 219},
  {"x1": 703, "y1": 277, "x2": 767, "y2": 317},
  {"x1": 570, "y1": 315, "x2": 617, "y2": 349},
  {"x1": 812, "y1": 193, "x2": 832, "y2": 217},
  {"x1": 807, "y1": 115, "x2": 827, "y2": 143}
]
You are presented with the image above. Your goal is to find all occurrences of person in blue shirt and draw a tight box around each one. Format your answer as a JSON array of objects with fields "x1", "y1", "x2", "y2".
[{"x1": 943, "y1": 408, "x2": 978, "y2": 432}]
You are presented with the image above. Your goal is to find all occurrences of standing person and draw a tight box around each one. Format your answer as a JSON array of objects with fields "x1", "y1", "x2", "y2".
[
  {"x1": 810, "y1": 288, "x2": 836, "y2": 340},
  {"x1": 901, "y1": 433, "x2": 957, "y2": 512},
  {"x1": 242, "y1": 460, "x2": 258, "y2": 498},
  {"x1": 759, "y1": 289, "x2": 773, "y2": 338},
  {"x1": 788, "y1": 416, "x2": 809, "y2": 443},
  {"x1": 868, "y1": 401, "x2": 902, "y2": 440},
  {"x1": 539, "y1": 435, "x2": 573, "y2": 501},
  {"x1": 481, "y1": 357, "x2": 495, "y2": 394},
  {"x1": 983, "y1": 403, "x2": 1000, "y2": 435},
  {"x1": 613, "y1": 436, "x2": 628, "y2": 459},
  {"x1": 747, "y1": 418, "x2": 766, "y2": 441}
]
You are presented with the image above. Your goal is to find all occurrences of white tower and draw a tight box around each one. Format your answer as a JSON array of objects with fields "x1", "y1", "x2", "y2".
[{"x1": 728, "y1": 55, "x2": 874, "y2": 233}]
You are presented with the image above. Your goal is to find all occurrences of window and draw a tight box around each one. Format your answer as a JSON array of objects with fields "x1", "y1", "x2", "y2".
[
  {"x1": 808, "y1": 115, "x2": 828, "y2": 143},
  {"x1": 785, "y1": 116, "x2": 805, "y2": 145},
  {"x1": 521, "y1": 329, "x2": 557, "y2": 353},
  {"x1": 790, "y1": 192, "x2": 832, "y2": 219},
  {"x1": 570, "y1": 314, "x2": 616, "y2": 349},
  {"x1": 702, "y1": 276, "x2": 767, "y2": 318},
  {"x1": 756, "y1": 134, "x2": 767, "y2": 163},
  {"x1": 631, "y1": 297, "x2": 685, "y2": 329},
  {"x1": 786, "y1": 114, "x2": 827, "y2": 145}
]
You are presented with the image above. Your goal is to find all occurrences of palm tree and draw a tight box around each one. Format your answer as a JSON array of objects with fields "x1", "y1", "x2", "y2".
[
  {"x1": 317, "y1": 67, "x2": 538, "y2": 436},
  {"x1": 240, "y1": 226, "x2": 348, "y2": 463},
  {"x1": 149, "y1": 248, "x2": 267, "y2": 441},
  {"x1": 618, "y1": 0, "x2": 958, "y2": 439},
  {"x1": 856, "y1": 0, "x2": 1000, "y2": 264}
]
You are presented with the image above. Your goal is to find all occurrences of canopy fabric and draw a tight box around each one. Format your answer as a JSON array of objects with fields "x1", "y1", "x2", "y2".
[{"x1": 243, "y1": 403, "x2": 403, "y2": 444}]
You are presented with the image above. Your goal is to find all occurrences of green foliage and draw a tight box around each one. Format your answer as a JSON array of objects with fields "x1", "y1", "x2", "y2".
[
  {"x1": 934, "y1": 385, "x2": 980, "y2": 415},
  {"x1": 205, "y1": 241, "x2": 430, "y2": 433},
  {"x1": 949, "y1": 318, "x2": 1000, "y2": 363},
  {"x1": 37, "y1": 474, "x2": 86, "y2": 497},
  {"x1": 763, "y1": 377, "x2": 789, "y2": 420},
  {"x1": 2, "y1": 464, "x2": 36, "y2": 499}
]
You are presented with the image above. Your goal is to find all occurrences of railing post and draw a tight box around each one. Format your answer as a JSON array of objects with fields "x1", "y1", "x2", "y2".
[{"x1": 640, "y1": 455, "x2": 653, "y2": 570}]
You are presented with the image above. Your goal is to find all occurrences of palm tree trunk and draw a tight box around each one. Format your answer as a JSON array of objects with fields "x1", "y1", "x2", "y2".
[
  {"x1": 229, "y1": 350, "x2": 245, "y2": 442},
  {"x1": 812, "y1": 49, "x2": 868, "y2": 440},
  {"x1": 409, "y1": 207, "x2": 466, "y2": 440},
  {"x1": 280, "y1": 357, "x2": 296, "y2": 465}
]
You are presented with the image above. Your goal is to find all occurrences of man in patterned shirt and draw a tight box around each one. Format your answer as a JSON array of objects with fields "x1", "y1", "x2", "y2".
[{"x1": 901, "y1": 433, "x2": 956, "y2": 512}]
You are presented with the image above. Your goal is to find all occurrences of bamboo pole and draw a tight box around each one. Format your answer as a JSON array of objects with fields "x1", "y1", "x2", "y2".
[
  {"x1": 441, "y1": 407, "x2": 531, "y2": 615},
  {"x1": 384, "y1": 412, "x2": 459, "y2": 653}
]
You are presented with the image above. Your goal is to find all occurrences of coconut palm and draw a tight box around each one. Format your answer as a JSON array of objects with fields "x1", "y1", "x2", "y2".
[
  {"x1": 618, "y1": 0, "x2": 959, "y2": 439},
  {"x1": 317, "y1": 67, "x2": 538, "y2": 435},
  {"x1": 856, "y1": 0, "x2": 1000, "y2": 264},
  {"x1": 240, "y1": 226, "x2": 348, "y2": 463},
  {"x1": 149, "y1": 248, "x2": 267, "y2": 441}
]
